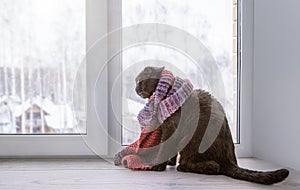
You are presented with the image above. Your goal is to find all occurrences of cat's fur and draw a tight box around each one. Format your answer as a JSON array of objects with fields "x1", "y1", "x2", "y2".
[{"x1": 134, "y1": 66, "x2": 289, "y2": 185}]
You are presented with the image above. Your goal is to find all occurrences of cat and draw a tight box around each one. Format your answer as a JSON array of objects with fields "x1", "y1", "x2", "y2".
[{"x1": 134, "y1": 66, "x2": 289, "y2": 185}]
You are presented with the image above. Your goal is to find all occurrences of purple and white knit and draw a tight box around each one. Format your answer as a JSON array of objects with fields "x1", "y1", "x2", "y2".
[{"x1": 137, "y1": 70, "x2": 194, "y2": 132}]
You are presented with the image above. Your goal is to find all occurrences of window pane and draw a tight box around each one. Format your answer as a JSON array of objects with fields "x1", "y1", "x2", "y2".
[
  {"x1": 0, "y1": 0, "x2": 86, "y2": 134},
  {"x1": 122, "y1": 0, "x2": 238, "y2": 144}
]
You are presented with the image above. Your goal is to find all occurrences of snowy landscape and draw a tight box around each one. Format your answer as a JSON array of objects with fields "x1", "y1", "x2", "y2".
[{"x1": 0, "y1": 0, "x2": 86, "y2": 134}]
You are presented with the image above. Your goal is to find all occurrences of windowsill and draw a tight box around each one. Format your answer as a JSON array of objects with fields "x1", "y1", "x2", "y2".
[{"x1": 0, "y1": 158, "x2": 298, "y2": 189}]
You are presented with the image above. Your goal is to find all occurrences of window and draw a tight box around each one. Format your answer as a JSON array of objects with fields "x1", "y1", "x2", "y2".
[
  {"x1": 121, "y1": 0, "x2": 240, "y2": 145},
  {"x1": 0, "y1": 0, "x2": 246, "y2": 157},
  {"x1": 0, "y1": 0, "x2": 108, "y2": 156},
  {"x1": 0, "y1": 0, "x2": 86, "y2": 134}
]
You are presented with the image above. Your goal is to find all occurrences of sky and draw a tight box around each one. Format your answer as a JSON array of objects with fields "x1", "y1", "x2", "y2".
[
  {"x1": 122, "y1": 0, "x2": 233, "y2": 58},
  {"x1": 0, "y1": 0, "x2": 85, "y2": 68}
]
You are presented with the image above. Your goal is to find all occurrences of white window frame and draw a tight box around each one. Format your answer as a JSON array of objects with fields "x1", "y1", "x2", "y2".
[
  {"x1": 234, "y1": 0, "x2": 253, "y2": 157},
  {"x1": 107, "y1": 0, "x2": 254, "y2": 158},
  {"x1": 0, "y1": 0, "x2": 254, "y2": 158},
  {"x1": 0, "y1": 0, "x2": 108, "y2": 157}
]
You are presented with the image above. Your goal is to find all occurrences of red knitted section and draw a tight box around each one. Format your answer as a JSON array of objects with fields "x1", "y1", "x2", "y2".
[
  {"x1": 122, "y1": 155, "x2": 152, "y2": 170},
  {"x1": 121, "y1": 126, "x2": 162, "y2": 170},
  {"x1": 134, "y1": 127, "x2": 162, "y2": 149}
]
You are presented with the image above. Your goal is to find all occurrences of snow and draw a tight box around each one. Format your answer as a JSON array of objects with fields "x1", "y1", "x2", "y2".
[
  {"x1": 45, "y1": 105, "x2": 77, "y2": 129},
  {"x1": 1, "y1": 96, "x2": 77, "y2": 130},
  {"x1": 0, "y1": 0, "x2": 86, "y2": 133}
]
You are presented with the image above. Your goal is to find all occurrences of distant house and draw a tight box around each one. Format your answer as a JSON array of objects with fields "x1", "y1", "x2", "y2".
[
  {"x1": 0, "y1": 96, "x2": 21, "y2": 105},
  {"x1": 0, "y1": 96, "x2": 79, "y2": 134},
  {"x1": 15, "y1": 103, "x2": 53, "y2": 133},
  {"x1": 13, "y1": 97, "x2": 78, "y2": 133},
  {"x1": 0, "y1": 102, "x2": 15, "y2": 133}
]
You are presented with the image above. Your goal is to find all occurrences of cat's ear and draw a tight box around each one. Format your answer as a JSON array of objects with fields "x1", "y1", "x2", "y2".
[
  {"x1": 153, "y1": 66, "x2": 164, "y2": 79},
  {"x1": 158, "y1": 66, "x2": 165, "y2": 73}
]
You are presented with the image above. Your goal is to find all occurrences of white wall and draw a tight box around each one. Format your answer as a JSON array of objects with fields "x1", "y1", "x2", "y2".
[{"x1": 253, "y1": 0, "x2": 300, "y2": 170}]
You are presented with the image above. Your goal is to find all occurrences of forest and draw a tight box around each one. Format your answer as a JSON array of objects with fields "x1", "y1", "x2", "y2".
[{"x1": 0, "y1": 0, "x2": 86, "y2": 134}]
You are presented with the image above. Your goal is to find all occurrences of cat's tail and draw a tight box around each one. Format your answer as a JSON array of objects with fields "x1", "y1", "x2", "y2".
[{"x1": 223, "y1": 164, "x2": 289, "y2": 185}]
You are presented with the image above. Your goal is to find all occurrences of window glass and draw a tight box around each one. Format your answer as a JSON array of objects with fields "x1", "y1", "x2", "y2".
[
  {"x1": 0, "y1": 0, "x2": 86, "y2": 134},
  {"x1": 122, "y1": 0, "x2": 238, "y2": 144}
]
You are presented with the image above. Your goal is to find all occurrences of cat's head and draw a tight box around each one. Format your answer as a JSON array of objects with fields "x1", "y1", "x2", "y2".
[{"x1": 135, "y1": 66, "x2": 165, "y2": 99}]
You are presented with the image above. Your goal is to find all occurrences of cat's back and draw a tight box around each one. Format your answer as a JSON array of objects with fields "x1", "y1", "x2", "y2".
[{"x1": 191, "y1": 89, "x2": 225, "y2": 115}]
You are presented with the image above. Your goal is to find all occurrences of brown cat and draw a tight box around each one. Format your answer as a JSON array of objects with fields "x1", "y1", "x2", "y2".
[{"x1": 134, "y1": 66, "x2": 289, "y2": 185}]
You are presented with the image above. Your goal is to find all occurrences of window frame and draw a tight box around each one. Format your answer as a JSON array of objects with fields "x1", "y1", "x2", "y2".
[
  {"x1": 234, "y1": 0, "x2": 253, "y2": 157},
  {"x1": 108, "y1": 0, "x2": 254, "y2": 158},
  {"x1": 0, "y1": 0, "x2": 108, "y2": 157},
  {"x1": 0, "y1": 0, "x2": 254, "y2": 158}
]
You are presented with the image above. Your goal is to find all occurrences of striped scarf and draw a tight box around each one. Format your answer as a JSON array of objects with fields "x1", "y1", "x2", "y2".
[{"x1": 114, "y1": 70, "x2": 193, "y2": 170}]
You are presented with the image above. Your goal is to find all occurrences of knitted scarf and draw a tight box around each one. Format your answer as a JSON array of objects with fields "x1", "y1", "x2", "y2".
[{"x1": 114, "y1": 70, "x2": 193, "y2": 170}]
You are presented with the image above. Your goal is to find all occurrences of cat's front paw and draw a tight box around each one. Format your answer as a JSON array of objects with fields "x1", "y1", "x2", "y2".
[
  {"x1": 113, "y1": 154, "x2": 122, "y2": 166},
  {"x1": 150, "y1": 163, "x2": 167, "y2": 171}
]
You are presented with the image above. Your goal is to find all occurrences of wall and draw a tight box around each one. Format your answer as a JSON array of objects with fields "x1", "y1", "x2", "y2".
[{"x1": 253, "y1": 0, "x2": 300, "y2": 170}]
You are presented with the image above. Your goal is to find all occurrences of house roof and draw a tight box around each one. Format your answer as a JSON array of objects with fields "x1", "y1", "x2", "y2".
[
  {"x1": 0, "y1": 96, "x2": 21, "y2": 104},
  {"x1": 1, "y1": 96, "x2": 78, "y2": 129},
  {"x1": 13, "y1": 97, "x2": 56, "y2": 117}
]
